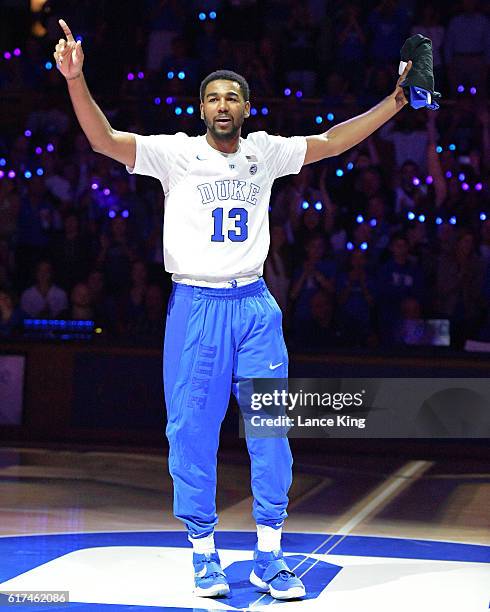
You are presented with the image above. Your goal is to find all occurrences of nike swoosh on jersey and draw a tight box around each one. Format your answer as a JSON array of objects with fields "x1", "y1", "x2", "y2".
[
  {"x1": 269, "y1": 362, "x2": 283, "y2": 370},
  {"x1": 196, "y1": 155, "x2": 208, "y2": 161}
]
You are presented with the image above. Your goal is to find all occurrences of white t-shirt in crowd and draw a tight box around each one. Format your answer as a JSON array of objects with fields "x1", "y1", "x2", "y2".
[
  {"x1": 127, "y1": 131, "x2": 307, "y2": 284},
  {"x1": 20, "y1": 285, "x2": 68, "y2": 318}
]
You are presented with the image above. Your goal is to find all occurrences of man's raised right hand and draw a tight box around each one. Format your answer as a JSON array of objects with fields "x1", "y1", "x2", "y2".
[{"x1": 54, "y1": 19, "x2": 84, "y2": 80}]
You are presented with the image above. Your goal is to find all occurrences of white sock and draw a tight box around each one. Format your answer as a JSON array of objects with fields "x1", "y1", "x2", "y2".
[
  {"x1": 189, "y1": 532, "x2": 216, "y2": 554},
  {"x1": 257, "y1": 524, "x2": 282, "y2": 552}
]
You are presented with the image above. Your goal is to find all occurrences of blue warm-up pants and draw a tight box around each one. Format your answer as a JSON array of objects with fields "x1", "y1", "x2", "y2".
[{"x1": 163, "y1": 278, "x2": 292, "y2": 539}]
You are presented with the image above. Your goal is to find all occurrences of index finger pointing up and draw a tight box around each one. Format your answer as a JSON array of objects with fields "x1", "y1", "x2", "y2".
[{"x1": 59, "y1": 19, "x2": 75, "y2": 42}]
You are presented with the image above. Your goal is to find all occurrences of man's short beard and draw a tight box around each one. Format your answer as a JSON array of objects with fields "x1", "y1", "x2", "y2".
[
  {"x1": 208, "y1": 124, "x2": 240, "y2": 141},
  {"x1": 204, "y1": 113, "x2": 244, "y2": 141}
]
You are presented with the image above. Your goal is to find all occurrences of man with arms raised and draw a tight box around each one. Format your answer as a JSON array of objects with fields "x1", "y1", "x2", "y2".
[{"x1": 54, "y1": 18, "x2": 412, "y2": 600}]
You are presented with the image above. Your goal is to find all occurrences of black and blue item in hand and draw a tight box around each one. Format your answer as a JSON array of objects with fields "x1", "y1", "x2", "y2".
[{"x1": 399, "y1": 34, "x2": 441, "y2": 111}]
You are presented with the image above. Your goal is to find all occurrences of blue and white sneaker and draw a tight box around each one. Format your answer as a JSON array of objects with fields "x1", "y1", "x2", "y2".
[
  {"x1": 193, "y1": 551, "x2": 230, "y2": 597},
  {"x1": 249, "y1": 547, "x2": 306, "y2": 600}
]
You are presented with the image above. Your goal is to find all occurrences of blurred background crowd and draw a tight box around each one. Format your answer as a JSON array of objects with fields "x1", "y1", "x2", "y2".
[{"x1": 0, "y1": 0, "x2": 488, "y2": 351}]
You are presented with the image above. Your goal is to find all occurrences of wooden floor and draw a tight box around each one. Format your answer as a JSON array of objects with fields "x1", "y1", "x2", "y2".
[
  {"x1": 0, "y1": 446, "x2": 488, "y2": 544},
  {"x1": 0, "y1": 446, "x2": 489, "y2": 611}
]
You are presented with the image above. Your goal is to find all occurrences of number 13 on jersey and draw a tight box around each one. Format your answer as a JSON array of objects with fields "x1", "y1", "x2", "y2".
[{"x1": 211, "y1": 207, "x2": 248, "y2": 242}]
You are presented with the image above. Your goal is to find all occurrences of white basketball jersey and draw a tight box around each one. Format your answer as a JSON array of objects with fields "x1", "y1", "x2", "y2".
[{"x1": 127, "y1": 131, "x2": 306, "y2": 283}]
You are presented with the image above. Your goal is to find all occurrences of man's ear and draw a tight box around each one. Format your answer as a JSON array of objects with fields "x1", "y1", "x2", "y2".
[
  {"x1": 244, "y1": 100, "x2": 251, "y2": 118},
  {"x1": 200, "y1": 101, "x2": 204, "y2": 120}
]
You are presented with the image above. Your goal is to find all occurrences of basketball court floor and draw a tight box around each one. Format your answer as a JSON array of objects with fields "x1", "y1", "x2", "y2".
[{"x1": 0, "y1": 446, "x2": 489, "y2": 611}]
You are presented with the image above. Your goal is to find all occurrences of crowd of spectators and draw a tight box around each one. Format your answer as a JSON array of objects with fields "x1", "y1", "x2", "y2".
[{"x1": 0, "y1": 0, "x2": 489, "y2": 351}]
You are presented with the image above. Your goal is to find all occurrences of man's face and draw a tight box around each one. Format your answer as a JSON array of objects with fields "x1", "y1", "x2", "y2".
[
  {"x1": 392, "y1": 238, "x2": 409, "y2": 260},
  {"x1": 201, "y1": 79, "x2": 250, "y2": 141},
  {"x1": 71, "y1": 283, "x2": 91, "y2": 307},
  {"x1": 0, "y1": 292, "x2": 13, "y2": 311},
  {"x1": 88, "y1": 272, "x2": 104, "y2": 294},
  {"x1": 36, "y1": 262, "x2": 52, "y2": 285}
]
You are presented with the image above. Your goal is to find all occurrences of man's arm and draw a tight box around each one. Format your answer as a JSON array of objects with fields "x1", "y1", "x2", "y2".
[
  {"x1": 426, "y1": 112, "x2": 447, "y2": 207},
  {"x1": 55, "y1": 19, "x2": 136, "y2": 168},
  {"x1": 303, "y1": 61, "x2": 412, "y2": 165}
]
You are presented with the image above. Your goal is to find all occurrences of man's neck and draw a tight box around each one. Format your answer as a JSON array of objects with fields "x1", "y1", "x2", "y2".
[
  {"x1": 205, "y1": 132, "x2": 240, "y2": 155},
  {"x1": 37, "y1": 283, "x2": 51, "y2": 294}
]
